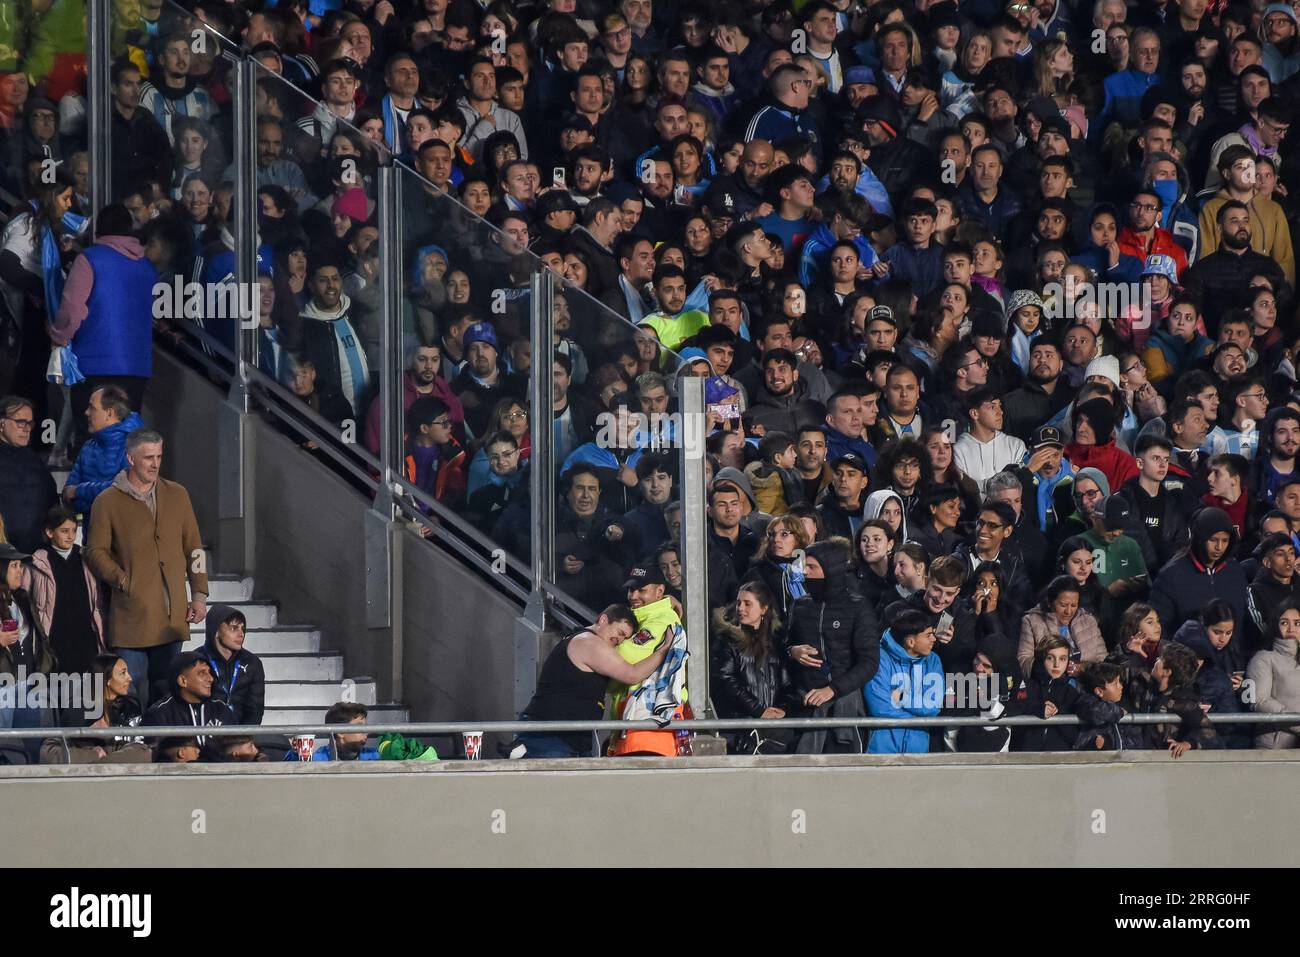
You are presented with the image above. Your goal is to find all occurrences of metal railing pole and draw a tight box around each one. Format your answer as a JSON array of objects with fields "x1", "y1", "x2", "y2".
[
  {"x1": 233, "y1": 56, "x2": 258, "y2": 394},
  {"x1": 678, "y1": 376, "x2": 710, "y2": 717},
  {"x1": 376, "y1": 164, "x2": 403, "y2": 485},
  {"x1": 87, "y1": 0, "x2": 111, "y2": 211},
  {"x1": 529, "y1": 268, "x2": 556, "y2": 593},
  {"x1": 4, "y1": 712, "x2": 1299, "y2": 741}
]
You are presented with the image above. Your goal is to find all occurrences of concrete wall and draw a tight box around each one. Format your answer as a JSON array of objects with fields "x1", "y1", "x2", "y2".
[
  {"x1": 142, "y1": 353, "x2": 228, "y2": 561},
  {"x1": 401, "y1": 532, "x2": 523, "y2": 723},
  {"x1": 4, "y1": 751, "x2": 1297, "y2": 866}
]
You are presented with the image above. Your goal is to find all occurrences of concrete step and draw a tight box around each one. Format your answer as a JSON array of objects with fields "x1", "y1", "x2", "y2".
[
  {"x1": 203, "y1": 576, "x2": 255, "y2": 603},
  {"x1": 262, "y1": 704, "x2": 411, "y2": 727},
  {"x1": 259, "y1": 654, "x2": 344, "y2": 682},
  {"x1": 264, "y1": 679, "x2": 377, "y2": 707},
  {"x1": 189, "y1": 602, "x2": 277, "y2": 631},
  {"x1": 182, "y1": 627, "x2": 322, "y2": 654}
]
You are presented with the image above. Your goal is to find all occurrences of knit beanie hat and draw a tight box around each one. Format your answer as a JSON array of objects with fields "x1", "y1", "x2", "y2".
[{"x1": 1074, "y1": 397, "x2": 1117, "y2": 444}]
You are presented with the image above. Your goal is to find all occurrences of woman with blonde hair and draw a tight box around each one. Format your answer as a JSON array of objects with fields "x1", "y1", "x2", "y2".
[
  {"x1": 743, "y1": 514, "x2": 813, "y2": 617},
  {"x1": 1031, "y1": 37, "x2": 1074, "y2": 97},
  {"x1": 941, "y1": 30, "x2": 994, "y2": 118}
]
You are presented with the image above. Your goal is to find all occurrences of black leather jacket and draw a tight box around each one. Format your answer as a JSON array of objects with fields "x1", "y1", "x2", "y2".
[{"x1": 710, "y1": 611, "x2": 793, "y2": 718}]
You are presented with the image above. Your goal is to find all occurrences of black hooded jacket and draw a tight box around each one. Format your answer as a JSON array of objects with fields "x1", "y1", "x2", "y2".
[
  {"x1": 1148, "y1": 508, "x2": 1248, "y2": 634},
  {"x1": 785, "y1": 543, "x2": 880, "y2": 701},
  {"x1": 1174, "y1": 621, "x2": 1250, "y2": 749},
  {"x1": 1006, "y1": 659, "x2": 1119, "y2": 752},
  {"x1": 202, "y1": 603, "x2": 266, "y2": 726}
]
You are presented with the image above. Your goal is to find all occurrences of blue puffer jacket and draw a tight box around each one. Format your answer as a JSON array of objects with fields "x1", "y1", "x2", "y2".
[
  {"x1": 73, "y1": 240, "x2": 158, "y2": 378},
  {"x1": 66, "y1": 412, "x2": 144, "y2": 514},
  {"x1": 865, "y1": 629, "x2": 943, "y2": 753},
  {"x1": 1096, "y1": 69, "x2": 1161, "y2": 139}
]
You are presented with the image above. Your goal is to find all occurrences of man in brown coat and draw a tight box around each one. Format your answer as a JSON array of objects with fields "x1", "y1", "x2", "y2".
[{"x1": 85, "y1": 428, "x2": 208, "y2": 707}]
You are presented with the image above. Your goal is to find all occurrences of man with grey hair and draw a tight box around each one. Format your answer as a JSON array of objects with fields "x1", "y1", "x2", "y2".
[
  {"x1": 985, "y1": 469, "x2": 1051, "y2": 586},
  {"x1": 86, "y1": 429, "x2": 209, "y2": 708}
]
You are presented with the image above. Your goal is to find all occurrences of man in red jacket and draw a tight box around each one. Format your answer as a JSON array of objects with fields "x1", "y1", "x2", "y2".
[{"x1": 1117, "y1": 188, "x2": 1189, "y2": 278}]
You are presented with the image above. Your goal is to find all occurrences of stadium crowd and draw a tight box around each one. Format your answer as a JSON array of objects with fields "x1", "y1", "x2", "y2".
[{"x1": 4, "y1": 0, "x2": 1300, "y2": 758}]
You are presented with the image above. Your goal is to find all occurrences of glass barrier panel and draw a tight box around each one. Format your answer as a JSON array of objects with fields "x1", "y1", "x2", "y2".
[
  {"x1": 2, "y1": 0, "x2": 89, "y2": 462},
  {"x1": 394, "y1": 159, "x2": 537, "y2": 576}
]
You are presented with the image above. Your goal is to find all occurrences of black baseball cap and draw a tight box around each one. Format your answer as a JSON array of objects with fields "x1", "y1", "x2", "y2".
[
  {"x1": 1031, "y1": 425, "x2": 1063, "y2": 450},
  {"x1": 829, "y1": 451, "x2": 869, "y2": 473},
  {"x1": 868, "y1": 305, "x2": 897, "y2": 326},
  {"x1": 623, "y1": 564, "x2": 667, "y2": 590}
]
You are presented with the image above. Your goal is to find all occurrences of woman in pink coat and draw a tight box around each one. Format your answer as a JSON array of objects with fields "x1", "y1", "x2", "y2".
[{"x1": 1017, "y1": 575, "x2": 1106, "y2": 678}]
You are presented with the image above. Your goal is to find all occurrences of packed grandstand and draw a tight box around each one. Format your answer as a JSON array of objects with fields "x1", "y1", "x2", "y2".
[{"x1": 1, "y1": 0, "x2": 1300, "y2": 763}]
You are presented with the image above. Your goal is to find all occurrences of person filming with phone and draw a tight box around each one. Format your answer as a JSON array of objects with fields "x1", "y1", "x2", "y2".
[{"x1": 883, "y1": 555, "x2": 976, "y2": 672}]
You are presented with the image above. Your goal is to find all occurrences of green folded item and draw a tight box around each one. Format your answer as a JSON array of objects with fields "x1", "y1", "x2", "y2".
[{"x1": 378, "y1": 732, "x2": 439, "y2": 761}]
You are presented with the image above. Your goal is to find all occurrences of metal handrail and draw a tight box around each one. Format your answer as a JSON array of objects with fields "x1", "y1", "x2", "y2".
[
  {"x1": 6, "y1": 713, "x2": 1300, "y2": 741},
  {"x1": 156, "y1": 316, "x2": 587, "y2": 620}
]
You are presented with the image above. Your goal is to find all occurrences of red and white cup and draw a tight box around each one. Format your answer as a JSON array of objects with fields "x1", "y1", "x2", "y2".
[
  {"x1": 462, "y1": 731, "x2": 484, "y2": 760},
  {"x1": 290, "y1": 734, "x2": 316, "y2": 762}
]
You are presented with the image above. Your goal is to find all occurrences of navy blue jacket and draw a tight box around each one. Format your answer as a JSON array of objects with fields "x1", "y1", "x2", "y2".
[{"x1": 0, "y1": 443, "x2": 57, "y2": 554}]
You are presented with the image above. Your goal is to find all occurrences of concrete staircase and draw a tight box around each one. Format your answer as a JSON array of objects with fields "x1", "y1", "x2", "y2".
[
  {"x1": 184, "y1": 574, "x2": 409, "y2": 727},
  {"x1": 52, "y1": 466, "x2": 407, "y2": 729}
]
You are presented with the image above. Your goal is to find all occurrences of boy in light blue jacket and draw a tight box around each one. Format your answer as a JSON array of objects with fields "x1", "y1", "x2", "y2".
[{"x1": 866, "y1": 609, "x2": 943, "y2": 753}]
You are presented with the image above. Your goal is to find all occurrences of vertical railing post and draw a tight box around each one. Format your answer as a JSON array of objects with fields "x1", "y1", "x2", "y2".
[
  {"x1": 678, "y1": 376, "x2": 711, "y2": 716},
  {"x1": 514, "y1": 267, "x2": 556, "y2": 713},
  {"x1": 376, "y1": 164, "x2": 403, "y2": 488},
  {"x1": 233, "y1": 55, "x2": 258, "y2": 395},
  {"x1": 529, "y1": 268, "x2": 556, "y2": 597},
  {"x1": 87, "y1": 0, "x2": 111, "y2": 212},
  {"x1": 368, "y1": 162, "x2": 403, "y2": 702}
]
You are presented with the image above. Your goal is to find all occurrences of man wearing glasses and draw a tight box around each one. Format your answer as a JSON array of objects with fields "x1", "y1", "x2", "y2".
[
  {"x1": 1117, "y1": 188, "x2": 1188, "y2": 276},
  {"x1": 744, "y1": 65, "x2": 822, "y2": 165},
  {"x1": 1205, "y1": 375, "x2": 1270, "y2": 459},
  {"x1": 0, "y1": 396, "x2": 58, "y2": 554},
  {"x1": 1206, "y1": 96, "x2": 1291, "y2": 191}
]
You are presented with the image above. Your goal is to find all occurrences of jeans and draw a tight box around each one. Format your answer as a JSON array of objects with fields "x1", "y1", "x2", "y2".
[
  {"x1": 0, "y1": 678, "x2": 54, "y2": 763},
  {"x1": 517, "y1": 715, "x2": 598, "y2": 758},
  {"x1": 115, "y1": 642, "x2": 183, "y2": 710}
]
